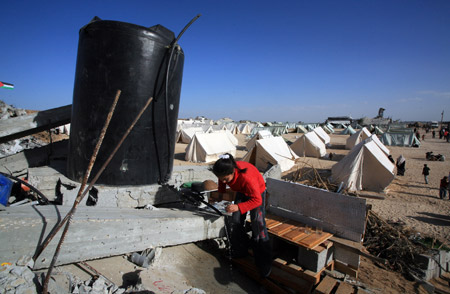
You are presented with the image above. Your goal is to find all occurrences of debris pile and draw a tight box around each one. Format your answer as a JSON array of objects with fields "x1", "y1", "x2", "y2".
[
  {"x1": 363, "y1": 210, "x2": 428, "y2": 278},
  {"x1": 0, "y1": 100, "x2": 48, "y2": 158}
]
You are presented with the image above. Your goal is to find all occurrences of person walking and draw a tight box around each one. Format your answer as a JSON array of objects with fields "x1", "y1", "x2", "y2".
[
  {"x1": 396, "y1": 155, "x2": 406, "y2": 176},
  {"x1": 213, "y1": 153, "x2": 272, "y2": 278},
  {"x1": 440, "y1": 176, "x2": 449, "y2": 199},
  {"x1": 422, "y1": 164, "x2": 430, "y2": 184}
]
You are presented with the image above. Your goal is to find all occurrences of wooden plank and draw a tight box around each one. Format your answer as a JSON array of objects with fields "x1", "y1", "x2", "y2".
[
  {"x1": 335, "y1": 281, "x2": 355, "y2": 294},
  {"x1": 266, "y1": 179, "x2": 367, "y2": 242},
  {"x1": 282, "y1": 227, "x2": 308, "y2": 241},
  {"x1": 296, "y1": 231, "x2": 333, "y2": 249},
  {"x1": 272, "y1": 258, "x2": 333, "y2": 285},
  {"x1": 233, "y1": 258, "x2": 290, "y2": 294},
  {"x1": 313, "y1": 275, "x2": 338, "y2": 294},
  {"x1": 334, "y1": 260, "x2": 358, "y2": 278},
  {"x1": 269, "y1": 222, "x2": 296, "y2": 235}
]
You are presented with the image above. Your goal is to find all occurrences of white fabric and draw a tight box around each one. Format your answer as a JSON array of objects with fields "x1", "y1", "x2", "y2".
[
  {"x1": 313, "y1": 127, "x2": 331, "y2": 145},
  {"x1": 185, "y1": 132, "x2": 236, "y2": 163},
  {"x1": 331, "y1": 140, "x2": 395, "y2": 192},
  {"x1": 345, "y1": 127, "x2": 371, "y2": 150},
  {"x1": 246, "y1": 130, "x2": 273, "y2": 150},
  {"x1": 242, "y1": 136, "x2": 298, "y2": 172},
  {"x1": 367, "y1": 134, "x2": 390, "y2": 156},
  {"x1": 177, "y1": 127, "x2": 204, "y2": 144},
  {"x1": 290, "y1": 132, "x2": 327, "y2": 158}
]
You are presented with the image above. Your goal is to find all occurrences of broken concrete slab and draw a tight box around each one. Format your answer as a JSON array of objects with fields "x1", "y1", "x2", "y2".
[
  {"x1": 0, "y1": 205, "x2": 226, "y2": 269},
  {"x1": 0, "y1": 105, "x2": 71, "y2": 144},
  {"x1": 27, "y1": 164, "x2": 217, "y2": 207}
]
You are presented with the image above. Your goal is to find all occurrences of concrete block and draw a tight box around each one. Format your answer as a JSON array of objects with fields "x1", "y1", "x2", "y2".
[
  {"x1": 0, "y1": 205, "x2": 226, "y2": 269},
  {"x1": 297, "y1": 245, "x2": 334, "y2": 273}
]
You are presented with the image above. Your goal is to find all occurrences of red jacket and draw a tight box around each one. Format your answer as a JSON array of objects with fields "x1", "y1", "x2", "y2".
[{"x1": 218, "y1": 161, "x2": 266, "y2": 214}]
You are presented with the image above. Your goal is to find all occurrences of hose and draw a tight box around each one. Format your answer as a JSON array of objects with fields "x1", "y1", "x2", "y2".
[{"x1": 159, "y1": 14, "x2": 201, "y2": 183}]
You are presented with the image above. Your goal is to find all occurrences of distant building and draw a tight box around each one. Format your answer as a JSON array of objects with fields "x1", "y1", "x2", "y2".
[{"x1": 326, "y1": 116, "x2": 352, "y2": 126}]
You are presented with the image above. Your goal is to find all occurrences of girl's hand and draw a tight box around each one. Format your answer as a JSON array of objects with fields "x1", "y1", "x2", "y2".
[{"x1": 225, "y1": 204, "x2": 239, "y2": 213}]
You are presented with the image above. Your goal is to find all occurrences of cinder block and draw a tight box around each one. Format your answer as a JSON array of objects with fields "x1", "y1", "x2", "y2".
[{"x1": 297, "y1": 244, "x2": 334, "y2": 273}]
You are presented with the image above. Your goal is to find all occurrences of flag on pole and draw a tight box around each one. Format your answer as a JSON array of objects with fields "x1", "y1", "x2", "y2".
[{"x1": 0, "y1": 81, "x2": 14, "y2": 89}]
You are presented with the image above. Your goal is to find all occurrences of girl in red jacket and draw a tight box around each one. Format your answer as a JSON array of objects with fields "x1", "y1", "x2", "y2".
[{"x1": 213, "y1": 153, "x2": 272, "y2": 278}]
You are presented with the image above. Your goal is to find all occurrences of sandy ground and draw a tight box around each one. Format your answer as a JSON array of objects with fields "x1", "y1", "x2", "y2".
[{"x1": 51, "y1": 128, "x2": 450, "y2": 293}]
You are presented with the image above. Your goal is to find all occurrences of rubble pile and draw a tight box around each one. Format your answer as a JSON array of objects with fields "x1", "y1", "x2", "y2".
[{"x1": 0, "y1": 100, "x2": 48, "y2": 158}]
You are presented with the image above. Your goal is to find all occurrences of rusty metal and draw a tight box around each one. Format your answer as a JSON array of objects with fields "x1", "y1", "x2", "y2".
[
  {"x1": 78, "y1": 261, "x2": 116, "y2": 287},
  {"x1": 41, "y1": 90, "x2": 121, "y2": 293},
  {"x1": 34, "y1": 90, "x2": 121, "y2": 262},
  {"x1": 41, "y1": 95, "x2": 153, "y2": 294}
]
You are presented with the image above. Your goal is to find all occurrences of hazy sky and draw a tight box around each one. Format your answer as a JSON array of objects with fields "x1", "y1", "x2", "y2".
[{"x1": 1, "y1": 0, "x2": 449, "y2": 123}]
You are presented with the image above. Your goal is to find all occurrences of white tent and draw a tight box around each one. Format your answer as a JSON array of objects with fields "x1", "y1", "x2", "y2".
[
  {"x1": 331, "y1": 140, "x2": 395, "y2": 192},
  {"x1": 313, "y1": 127, "x2": 331, "y2": 145},
  {"x1": 246, "y1": 130, "x2": 273, "y2": 150},
  {"x1": 340, "y1": 125, "x2": 356, "y2": 135},
  {"x1": 367, "y1": 134, "x2": 390, "y2": 156},
  {"x1": 176, "y1": 127, "x2": 204, "y2": 144},
  {"x1": 290, "y1": 132, "x2": 327, "y2": 158},
  {"x1": 242, "y1": 136, "x2": 298, "y2": 172},
  {"x1": 296, "y1": 125, "x2": 308, "y2": 133},
  {"x1": 185, "y1": 132, "x2": 236, "y2": 163},
  {"x1": 345, "y1": 127, "x2": 371, "y2": 150},
  {"x1": 237, "y1": 123, "x2": 253, "y2": 135},
  {"x1": 210, "y1": 129, "x2": 239, "y2": 146}
]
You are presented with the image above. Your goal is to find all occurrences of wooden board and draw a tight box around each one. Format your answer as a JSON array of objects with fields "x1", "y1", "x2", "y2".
[
  {"x1": 266, "y1": 214, "x2": 333, "y2": 249},
  {"x1": 334, "y1": 281, "x2": 355, "y2": 294},
  {"x1": 313, "y1": 275, "x2": 338, "y2": 294},
  {"x1": 273, "y1": 258, "x2": 334, "y2": 285}
]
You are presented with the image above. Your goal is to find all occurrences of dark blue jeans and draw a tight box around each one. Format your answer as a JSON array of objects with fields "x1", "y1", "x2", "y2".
[{"x1": 229, "y1": 190, "x2": 272, "y2": 276}]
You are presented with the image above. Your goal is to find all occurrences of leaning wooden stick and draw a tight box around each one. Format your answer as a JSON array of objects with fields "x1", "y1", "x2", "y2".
[{"x1": 41, "y1": 95, "x2": 153, "y2": 294}]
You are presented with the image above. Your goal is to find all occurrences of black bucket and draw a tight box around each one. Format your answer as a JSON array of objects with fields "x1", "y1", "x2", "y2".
[{"x1": 67, "y1": 17, "x2": 184, "y2": 185}]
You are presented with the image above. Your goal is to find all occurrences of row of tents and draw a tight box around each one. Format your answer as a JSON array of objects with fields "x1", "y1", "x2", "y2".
[{"x1": 182, "y1": 124, "x2": 402, "y2": 193}]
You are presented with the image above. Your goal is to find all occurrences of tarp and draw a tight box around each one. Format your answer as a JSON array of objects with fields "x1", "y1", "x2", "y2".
[
  {"x1": 345, "y1": 127, "x2": 371, "y2": 150},
  {"x1": 185, "y1": 132, "x2": 236, "y2": 163},
  {"x1": 340, "y1": 125, "x2": 356, "y2": 135},
  {"x1": 290, "y1": 132, "x2": 326, "y2": 158},
  {"x1": 380, "y1": 132, "x2": 421, "y2": 147},
  {"x1": 313, "y1": 127, "x2": 331, "y2": 145},
  {"x1": 331, "y1": 140, "x2": 395, "y2": 192},
  {"x1": 246, "y1": 130, "x2": 273, "y2": 150},
  {"x1": 242, "y1": 136, "x2": 298, "y2": 172}
]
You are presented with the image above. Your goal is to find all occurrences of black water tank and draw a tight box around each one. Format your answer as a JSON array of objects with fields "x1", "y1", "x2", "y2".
[{"x1": 67, "y1": 17, "x2": 184, "y2": 185}]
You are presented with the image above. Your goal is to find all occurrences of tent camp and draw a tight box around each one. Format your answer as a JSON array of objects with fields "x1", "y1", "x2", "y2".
[
  {"x1": 176, "y1": 127, "x2": 204, "y2": 144},
  {"x1": 313, "y1": 127, "x2": 331, "y2": 145},
  {"x1": 290, "y1": 132, "x2": 327, "y2": 158},
  {"x1": 246, "y1": 130, "x2": 273, "y2": 150},
  {"x1": 380, "y1": 132, "x2": 421, "y2": 147},
  {"x1": 185, "y1": 132, "x2": 236, "y2": 163},
  {"x1": 340, "y1": 125, "x2": 356, "y2": 135},
  {"x1": 331, "y1": 140, "x2": 395, "y2": 192},
  {"x1": 345, "y1": 127, "x2": 371, "y2": 150},
  {"x1": 242, "y1": 136, "x2": 298, "y2": 172}
]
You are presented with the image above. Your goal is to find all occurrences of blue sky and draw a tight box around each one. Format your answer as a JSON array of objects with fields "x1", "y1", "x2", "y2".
[{"x1": 1, "y1": 0, "x2": 449, "y2": 123}]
